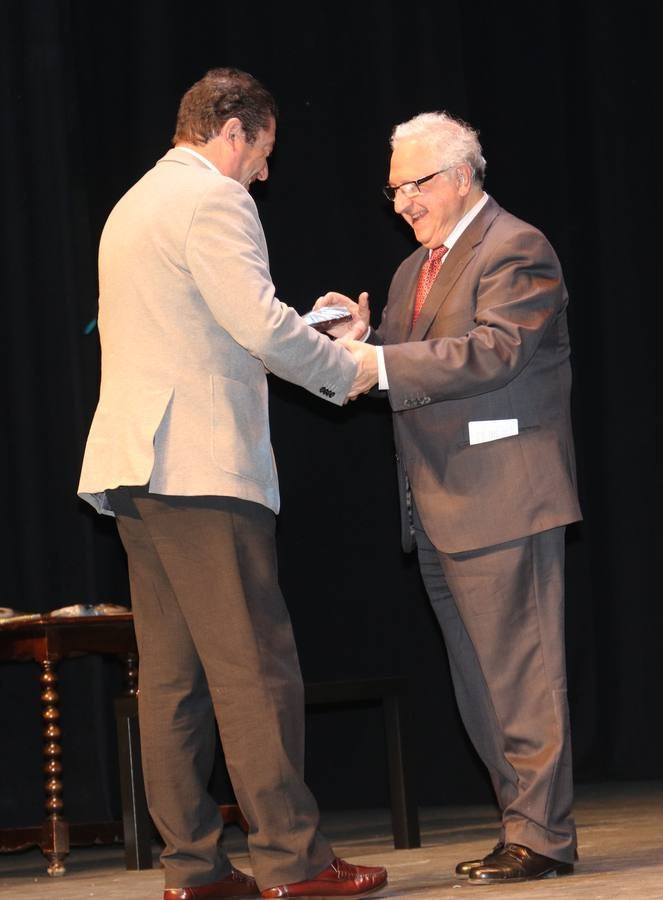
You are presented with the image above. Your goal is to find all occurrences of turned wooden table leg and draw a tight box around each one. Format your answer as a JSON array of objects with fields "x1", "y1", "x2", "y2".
[{"x1": 40, "y1": 658, "x2": 69, "y2": 876}]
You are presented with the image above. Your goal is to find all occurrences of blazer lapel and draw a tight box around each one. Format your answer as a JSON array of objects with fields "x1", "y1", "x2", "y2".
[{"x1": 385, "y1": 247, "x2": 428, "y2": 342}]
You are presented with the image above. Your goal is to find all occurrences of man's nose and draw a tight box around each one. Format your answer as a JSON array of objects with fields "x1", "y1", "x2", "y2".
[{"x1": 393, "y1": 189, "x2": 412, "y2": 215}]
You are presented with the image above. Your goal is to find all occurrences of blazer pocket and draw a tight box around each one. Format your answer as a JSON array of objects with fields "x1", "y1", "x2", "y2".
[{"x1": 210, "y1": 375, "x2": 272, "y2": 483}]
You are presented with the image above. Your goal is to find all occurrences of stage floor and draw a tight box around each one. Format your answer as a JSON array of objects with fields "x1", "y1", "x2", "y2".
[{"x1": 1, "y1": 780, "x2": 662, "y2": 899}]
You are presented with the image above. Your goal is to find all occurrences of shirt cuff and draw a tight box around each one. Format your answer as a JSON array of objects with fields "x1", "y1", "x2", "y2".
[{"x1": 376, "y1": 346, "x2": 389, "y2": 390}]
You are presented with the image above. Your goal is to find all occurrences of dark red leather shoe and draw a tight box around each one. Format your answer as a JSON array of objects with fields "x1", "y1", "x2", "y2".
[
  {"x1": 260, "y1": 857, "x2": 387, "y2": 897},
  {"x1": 164, "y1": 865, "x2": 259, "y2": 899}
]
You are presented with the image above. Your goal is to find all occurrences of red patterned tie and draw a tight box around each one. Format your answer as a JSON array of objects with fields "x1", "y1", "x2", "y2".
[{"x1": 412, "y1": 245, "x2": 448, "y2": 325}]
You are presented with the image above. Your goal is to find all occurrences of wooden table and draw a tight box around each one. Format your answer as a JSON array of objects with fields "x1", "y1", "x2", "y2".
[{"x1": 0, "y1": 613, "x2": 147, "y2": 876}]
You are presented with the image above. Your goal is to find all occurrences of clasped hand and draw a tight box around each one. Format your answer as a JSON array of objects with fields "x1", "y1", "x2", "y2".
[{"x1": 313, "y1": 291, "x2": 378, "y2": 399}]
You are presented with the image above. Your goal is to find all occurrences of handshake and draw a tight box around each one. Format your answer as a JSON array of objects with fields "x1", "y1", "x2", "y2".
[{"x1": 305, "y1": 291, "x2": 378, "y2": 399}]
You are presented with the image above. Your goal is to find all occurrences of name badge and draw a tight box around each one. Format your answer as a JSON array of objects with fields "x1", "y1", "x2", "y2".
[{"x1": 468, "y1": 419, "x2": 519, "y2": 445}]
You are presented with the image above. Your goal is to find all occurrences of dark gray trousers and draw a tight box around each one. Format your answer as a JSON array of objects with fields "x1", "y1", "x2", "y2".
[
  {"x1": 413, "y1": 510, "x2": 576, "y2": 864},
  {"x1": 108, "y1": 487, "x2": 333, "y2": 890}
]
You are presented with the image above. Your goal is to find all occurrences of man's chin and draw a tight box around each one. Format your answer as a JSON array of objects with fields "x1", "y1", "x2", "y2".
[{"x1": 411, "y1": 221, "x2": 429, "y2": 243}]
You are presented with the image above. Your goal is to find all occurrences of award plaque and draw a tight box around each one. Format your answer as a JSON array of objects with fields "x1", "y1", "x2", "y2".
[{"x1": 302, "y1": 306, "x2": 353, "y2": 333}]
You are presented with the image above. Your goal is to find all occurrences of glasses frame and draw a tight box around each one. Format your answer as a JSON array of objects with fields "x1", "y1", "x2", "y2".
[{"x1": 382, "y1": 166, "x2": 453, "y2": 202}]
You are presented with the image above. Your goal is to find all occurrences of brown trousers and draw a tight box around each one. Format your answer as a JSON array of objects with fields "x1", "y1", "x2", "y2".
[
  {"x1": 413, "y1": 509, "x2": 576, "y2": 864},
  {"x1": 107, "y1": 487, "x2": 333, "y2": 890}
]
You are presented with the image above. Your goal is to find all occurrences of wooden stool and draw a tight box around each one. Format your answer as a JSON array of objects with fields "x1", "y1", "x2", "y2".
[
  {"x1": 115, "y1": 674, "x2": 421, "y2": 862},
  {"x1": 1, "y1": 612, "x2": 420, "y2": 876}
]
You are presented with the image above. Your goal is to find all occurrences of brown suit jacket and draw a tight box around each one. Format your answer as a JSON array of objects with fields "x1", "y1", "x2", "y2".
[{"x1": 375, "y1": 196, "x2": 581, "y2": 554}]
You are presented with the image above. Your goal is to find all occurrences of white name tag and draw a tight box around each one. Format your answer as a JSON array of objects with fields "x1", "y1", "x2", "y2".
[{"x1": 468, "y1": 418, "x2": 519, "y2": 445}]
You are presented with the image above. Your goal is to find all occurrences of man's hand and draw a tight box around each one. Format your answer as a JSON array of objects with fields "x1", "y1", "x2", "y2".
[
  {"x1": 314, "y1": 291, "x2": 370, "y2": 340},
  {"x1": 338, "y1": 338, "x2": 379, "y2": 398}
]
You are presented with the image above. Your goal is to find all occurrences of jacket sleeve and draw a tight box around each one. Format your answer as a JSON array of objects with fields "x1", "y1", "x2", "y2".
[
  {"x1": 381, "y1": 226, "x2": 567, "y2": 412},
  {"x1": 185, "y1": 178, "x2": 357, "y2": 405}
]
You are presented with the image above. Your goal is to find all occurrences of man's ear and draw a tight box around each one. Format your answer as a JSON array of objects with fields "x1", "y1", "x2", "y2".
[
  {"x1": 457, "y1": 163, "x2": 472, "y2": 194},
  {"x1": 221, "y1": 117, "x2": 242, "y2": 145}
]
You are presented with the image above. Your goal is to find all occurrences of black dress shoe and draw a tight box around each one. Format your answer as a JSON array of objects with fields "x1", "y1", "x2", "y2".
[
  {"x1": 468, "y1": 843, "x2": 574, "y2": 883},
  {"x1": 455, "y1": 843, "x2": 504, "y2": 876}
]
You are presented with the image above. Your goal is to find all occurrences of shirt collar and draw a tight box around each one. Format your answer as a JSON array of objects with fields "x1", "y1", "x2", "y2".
[
  {"x1": 432, "y1": 191, "x2": 490, "y2": 255},
  {"x1": 176, "y1": 146, "x2": 220, "y2": 173}
]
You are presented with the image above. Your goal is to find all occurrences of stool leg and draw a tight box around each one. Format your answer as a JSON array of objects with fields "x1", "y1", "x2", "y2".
[
  {"x1": 40, "y1": 659, "x2": 69, "y2": 875},
  {"x1": 383, "y1": 692, "x2": 420, "y2": 849},
  {"x1": 115, "y1": 691, "x2": 153, "y2": 869}
]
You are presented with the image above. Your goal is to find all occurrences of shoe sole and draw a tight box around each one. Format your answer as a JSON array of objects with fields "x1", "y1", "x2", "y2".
[
  {"x1": 468, "y1": 865, "x2": 574, "y2": 884},
  {"x1": 261, "y1": 879, "x2": 388, "y2": 899}
]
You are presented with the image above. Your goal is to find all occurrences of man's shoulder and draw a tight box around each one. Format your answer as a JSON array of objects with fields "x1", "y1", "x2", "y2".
[
  {"x1": 480, "y1": 201, "x2": 560, "y2": 268},
  {"x1": 486, "y1": 199, "x2": 548, "y2": 242},
  {"x1": 108, "y1": 150, "x2": 254, "y2": 221}
]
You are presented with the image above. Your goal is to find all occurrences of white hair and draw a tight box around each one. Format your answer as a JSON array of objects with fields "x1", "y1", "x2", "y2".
[{"x1": 390, "y1": 111, "x2": 487, "y2": 184}]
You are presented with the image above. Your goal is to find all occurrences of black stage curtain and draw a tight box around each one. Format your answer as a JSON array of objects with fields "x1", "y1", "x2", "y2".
[{"x1": 1, "y1": 0, "x2": 659, "y2": 828}]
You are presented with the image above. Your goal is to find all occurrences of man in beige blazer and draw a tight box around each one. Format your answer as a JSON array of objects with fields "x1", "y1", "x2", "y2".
[
  {"x1": 78, "y1": 68, "x2": 386, "y2": 900},
  {"x1": 316, "y1": 110, "x2": 582, "y2": 884}
]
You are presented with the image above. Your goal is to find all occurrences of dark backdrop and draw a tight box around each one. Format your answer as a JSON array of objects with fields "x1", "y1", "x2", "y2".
[{"x1": 1, "y1": 0, "x2": 660, "y2": 830}]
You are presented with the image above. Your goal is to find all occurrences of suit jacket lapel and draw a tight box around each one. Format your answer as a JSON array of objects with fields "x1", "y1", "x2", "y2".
[{"x1": 384, "y1": 247, "x2": 428, "y2": 343}]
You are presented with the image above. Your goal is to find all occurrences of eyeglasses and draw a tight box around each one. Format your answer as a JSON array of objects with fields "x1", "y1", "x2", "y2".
[{"x1": 382, "y1": 167, "x2": 452, "y2": 202}]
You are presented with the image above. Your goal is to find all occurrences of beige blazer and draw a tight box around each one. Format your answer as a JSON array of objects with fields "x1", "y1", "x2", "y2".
[
  {"x1": 375, "y1": 196, "x2": 582, "y2": 554},
  {"x1": 78, "y1": 149, "x2": 356, "y2": 515}
]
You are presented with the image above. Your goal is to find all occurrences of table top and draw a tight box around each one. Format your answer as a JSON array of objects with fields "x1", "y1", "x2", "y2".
[{"x1": 0, "y1": 613, "x2": 137, "y2": 662}]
